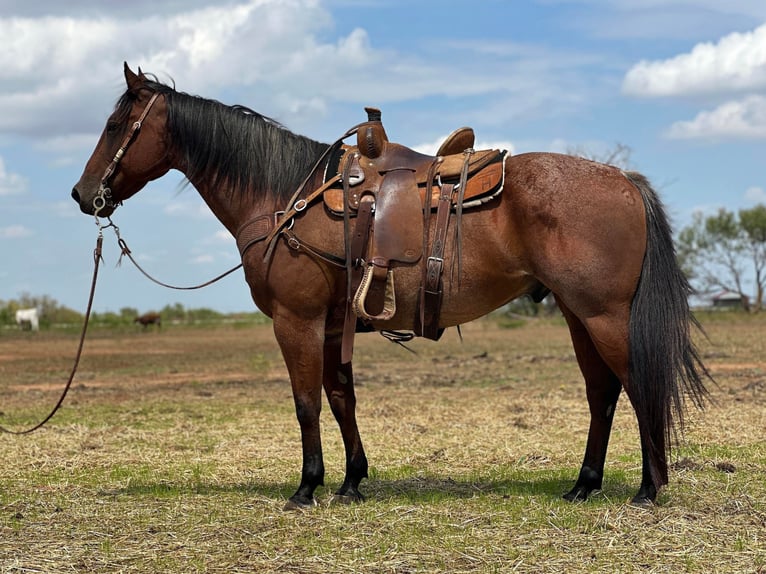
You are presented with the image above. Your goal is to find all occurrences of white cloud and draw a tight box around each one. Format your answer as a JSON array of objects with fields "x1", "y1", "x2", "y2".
[
  {"x1": 163, "y1": 200, "x2": 216, "y2": 219},
  {"x1": 0, "y1": 224, "x2": 33, "y2": 238},
  {"x1": 0, "y1": 156, "x2": 28, "y2": 196},
  {"x1": 0, "y1": 0, "x2": 337, "y2": 137},
  {"x1": 199, "y1": 229, "x2": 234, "y2": 245},
  {"x1": 52, "y1": 200, "x2": 79, "y2": 218},
  {"x1": 665, "y1": 95, "x2": 766, "y2": 139},
  {"x1": 623, "y1": 22, "x2": 766, "y2": 97},
  {"x1": 191, "y1": 254, "x2": 215, "y2": 264},
  {"x1": 38, "y1": 134, "x2": 108, "y2": 168},
  {"x1": 0, "y1": 0, "x2": 607, "y2": 151},
  {"x1": 745, "y1": 185, "x2": 766, "y2": 202}
]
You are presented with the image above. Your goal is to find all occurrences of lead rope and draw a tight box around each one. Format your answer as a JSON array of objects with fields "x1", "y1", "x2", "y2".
[
  {"x1": 0, "y1": 220, "x2": 107, "y2": 434},
  {"x1": 112, "y1": 222, "x2": 243, "y2": 290}
]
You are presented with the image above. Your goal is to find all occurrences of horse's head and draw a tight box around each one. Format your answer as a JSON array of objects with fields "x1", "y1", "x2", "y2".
[{"x1": 72, "y1": 63, "x2": 171, "y2": 217}]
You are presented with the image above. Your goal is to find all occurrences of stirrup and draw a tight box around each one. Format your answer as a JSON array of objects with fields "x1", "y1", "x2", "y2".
[{"x1": 352, "y1": 265, "x2": 396, "y2": 321}]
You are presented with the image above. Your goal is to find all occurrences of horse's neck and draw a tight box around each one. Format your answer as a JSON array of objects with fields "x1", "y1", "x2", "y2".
[
  {"x1": 187, "y1": 174, "x2": 277, "y2": 236},
  {"x1": 167, "y1": 117, "x2": 327, "y2": 236}
]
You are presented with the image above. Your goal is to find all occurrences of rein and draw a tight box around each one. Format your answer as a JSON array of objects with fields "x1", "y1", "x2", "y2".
[
  {"x1": 112, "y1": 222, "x2": 243, "y2": 290},
  {"x1": 0, "y1": 223, "x2": 106, "y2": 435}
]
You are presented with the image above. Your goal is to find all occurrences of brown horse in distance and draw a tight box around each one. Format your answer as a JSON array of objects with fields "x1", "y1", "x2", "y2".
[
  {"x1": 134, "y1": 312, "x2": 161, "y2": 329},
  {"x1": 71, "y1": 64, "x2": 710, "y2": 509}
]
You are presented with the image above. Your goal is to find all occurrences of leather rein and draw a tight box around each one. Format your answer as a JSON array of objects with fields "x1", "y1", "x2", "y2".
[{"x1": 0, "y1": 228, "x2": 105, "y2": 434}]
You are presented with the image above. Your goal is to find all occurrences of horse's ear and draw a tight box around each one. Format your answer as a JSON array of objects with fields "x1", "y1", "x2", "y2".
[{"x1": 123, "y1": 62, "x2": 144, "y2": 92}]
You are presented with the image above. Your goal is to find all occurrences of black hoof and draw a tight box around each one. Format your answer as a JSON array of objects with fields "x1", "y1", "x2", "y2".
[
  {"x1": 629, "y1": 496, "x2": 654, "y2": 508},
  {"x1": 283, "y1": 496, "x2": 319, "y2": 511},
  {"x1": 563, "y1": 485, "x2": 593, "y2": 502},
  {"x1": 330, "y1": 492, "x2": 365, "y2": 505},
  {"x1": 630, "y1": 483, "x2": 657, "y2": 506},
  {"x1": 564, "y1": 467, "x2": 602, "y2": 502}
]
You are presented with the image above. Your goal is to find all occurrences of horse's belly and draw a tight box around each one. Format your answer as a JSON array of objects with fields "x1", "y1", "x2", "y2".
[{"x1": 368, "y1": 261, "x2": 535, "y2": 331}]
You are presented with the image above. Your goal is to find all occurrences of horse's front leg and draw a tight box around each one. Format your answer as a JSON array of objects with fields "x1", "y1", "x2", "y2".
[
  {"x1": 322, "y1": 334, "x2": 368, "y2": 504},
  {"x1": 273, "y1": 310, "x2": 326, "y2": 510}
]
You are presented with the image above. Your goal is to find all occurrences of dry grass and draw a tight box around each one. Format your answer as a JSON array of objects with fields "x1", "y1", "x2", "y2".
[{"x1": 0, "y1": 315, "x2": 764, "y2": 573}]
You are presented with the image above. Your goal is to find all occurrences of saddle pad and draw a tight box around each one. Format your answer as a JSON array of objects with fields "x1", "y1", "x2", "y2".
[{"x1": 323, "y1": 151, "x2": 506, "y2": 215}]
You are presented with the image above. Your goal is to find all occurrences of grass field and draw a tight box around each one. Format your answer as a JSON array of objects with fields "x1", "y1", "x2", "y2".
[{"x1": 0, "y1": 314, "x2": 764, "y2": 573}]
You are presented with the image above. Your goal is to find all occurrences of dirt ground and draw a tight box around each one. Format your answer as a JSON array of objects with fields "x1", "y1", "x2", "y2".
[{"x1": 1, "y1": 315, "x2": 764, "y2": 399}]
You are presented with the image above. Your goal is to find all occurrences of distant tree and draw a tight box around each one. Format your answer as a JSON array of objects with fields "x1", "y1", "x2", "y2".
[
  {"x1": 120, "y1": 307, "x2": 139, "y2": 320},
  {"x1": 1, "y1": 293, "x2": 83, "y2": 327},
  {"x1": 677, "y1": 205, "x2": 766, "y2": 312},
  {"x1": 161, "y1": 302, "x2": 188, "y2": 322},
  {"x1": 0, "y1": 300, "x2": 11, "y2": 325},
  {"x1": 567, "y1": 142, "x2": 634, "y2": 170},
  {"x1": 187, "y1": 307, "x2": 223, "y2": 322}
]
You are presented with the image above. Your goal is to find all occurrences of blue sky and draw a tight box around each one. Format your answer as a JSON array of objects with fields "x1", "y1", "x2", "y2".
[{"x1": 2, "y1": 0, "x2": 765, "y2": 314}]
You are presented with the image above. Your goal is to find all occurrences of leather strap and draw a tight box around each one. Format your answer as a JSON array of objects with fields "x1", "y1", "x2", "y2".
[
  {"x1": 451, "y1": 150, "x2": 473, "y2": 286},
  {"x1": 421, "y1": 183, "x2": 455, "y2": 340},
  {"x1": 341, "y1": 194, "x2": 375, "y2": 364},
  {"x1": 236, "y1": 213, "x2": 279, "y2": 256},
  {"x1": 100, "y1": 93, "x2": 161, "y2": 188}
]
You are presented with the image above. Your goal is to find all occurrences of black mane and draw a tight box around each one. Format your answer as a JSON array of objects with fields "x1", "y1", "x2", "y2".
[{"x1": 115, "y1": 77, "x2": 330, "y2": 204}]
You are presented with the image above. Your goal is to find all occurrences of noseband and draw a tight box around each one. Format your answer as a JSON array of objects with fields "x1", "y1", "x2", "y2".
[{"x1": 93, "y1": 92, "x2": 161, "y2": 217}]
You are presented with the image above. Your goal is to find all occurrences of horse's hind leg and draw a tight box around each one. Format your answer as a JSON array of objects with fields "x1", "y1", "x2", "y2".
[
  {"x1": 558, "y1": 301, "x2": 623, "y2": 502},
  {"x1": 322, "y1": 335, "x2": 369, "y2": 504},
  {"x1": 558, "y1": 300, "x2": 660, "y2": 504}
]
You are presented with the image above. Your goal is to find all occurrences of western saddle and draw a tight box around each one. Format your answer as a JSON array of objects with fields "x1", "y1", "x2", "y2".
[
  {"x1": 246, "y1": 107, "x2": 508, "y2": 364},
  {"x1": 326, "y1": 108, "x2": 507, "y2": 362}
]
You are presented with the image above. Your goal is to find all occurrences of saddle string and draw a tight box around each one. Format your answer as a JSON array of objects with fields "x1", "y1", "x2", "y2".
[
  {"x1": 379, "y1": 330, "x2": 417, "y2": 355},
  {"x1": 0, "y1": 225, "x2": 107, "y2": 434}
]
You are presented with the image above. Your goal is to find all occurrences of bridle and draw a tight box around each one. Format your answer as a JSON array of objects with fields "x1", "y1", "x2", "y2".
[{"x1": 93, "y1": 92, "x2": 161, "y2": 218}]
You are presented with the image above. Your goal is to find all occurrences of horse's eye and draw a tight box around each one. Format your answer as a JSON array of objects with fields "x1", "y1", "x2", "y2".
[{"x1": 106, "y1": 120, "x2": 121, "y2": 134}]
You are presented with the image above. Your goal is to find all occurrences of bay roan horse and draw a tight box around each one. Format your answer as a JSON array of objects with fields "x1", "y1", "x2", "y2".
[{"x1": 72, "y1": 63, "x2": 711, "y2": 509}]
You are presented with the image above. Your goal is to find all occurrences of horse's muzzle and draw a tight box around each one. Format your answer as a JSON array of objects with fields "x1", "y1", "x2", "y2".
[{"x1": 71, "y1": 187, "x2": 92, "y2": 215}]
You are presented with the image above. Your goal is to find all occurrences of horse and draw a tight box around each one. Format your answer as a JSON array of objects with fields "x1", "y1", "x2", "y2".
[
  {"x1": 71, "y1": 63, "x2": 711, "y2": 509},
  {"x1": 15, "y1": 308, "x2": 40, "y2": 331},
  {"x1": 134, "y1": 312, "x2": 162, "y2": 329}
]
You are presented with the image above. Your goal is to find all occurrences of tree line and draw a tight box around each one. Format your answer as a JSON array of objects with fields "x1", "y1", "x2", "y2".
[{"x1": 0, "y1": 295, "x2": 266, "y2": 329}]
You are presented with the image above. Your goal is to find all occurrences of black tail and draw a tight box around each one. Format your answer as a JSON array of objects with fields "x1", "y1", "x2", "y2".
[{"x1": 625, "y1": 171, "x2": 712, "y2": 489}]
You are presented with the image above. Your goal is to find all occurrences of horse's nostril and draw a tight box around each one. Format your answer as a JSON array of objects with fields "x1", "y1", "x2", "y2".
[{"x1": 71, "y1": 188, "x2": 80, "y2": 202}]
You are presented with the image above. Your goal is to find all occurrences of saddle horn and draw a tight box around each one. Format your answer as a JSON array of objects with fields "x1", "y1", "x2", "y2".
[{"x1": 357, "y1": 107, "x2": 388, "y2": 159}]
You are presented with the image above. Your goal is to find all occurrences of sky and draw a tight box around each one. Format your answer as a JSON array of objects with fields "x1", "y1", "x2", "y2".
[{"x1": 1, "y1": 0, "x2": 766, "y2": 314}]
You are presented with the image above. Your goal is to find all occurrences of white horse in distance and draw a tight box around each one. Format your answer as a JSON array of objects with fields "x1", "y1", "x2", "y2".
[{"x1": 15, "y1": 308, "x2": 39, "y2": 331}]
